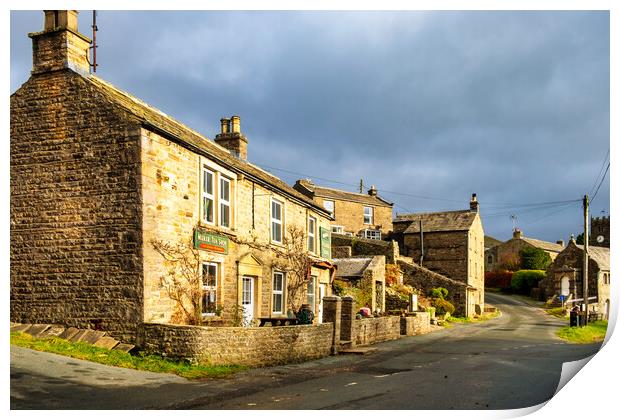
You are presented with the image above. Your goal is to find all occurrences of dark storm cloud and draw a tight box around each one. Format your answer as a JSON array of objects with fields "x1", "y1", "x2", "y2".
[{"x1": 10, "y1": 10, "x2": 610, "y2": 242}]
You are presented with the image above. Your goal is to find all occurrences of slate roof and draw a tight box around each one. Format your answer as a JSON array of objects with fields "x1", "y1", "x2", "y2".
[
  {"x1": 332, "y1": 257, "x2": 373, "y2": 278},
  {"x1": 519, "y1": 236, "x2": 565, "y2": 254},
  {"x1": 295, "y1": 179, "x2": 393, "y2": 207},
  {"x1": 81, "y1": 74, "x2": 330, "y2": 217},
  {"x1": 394, "y1": 210, "x2": 478, "y2": 233},
  {"x1": 484, "y1": 235, "x2": 502, "y2": 249},
  {"x1": 576, "y1": 245, "x2": 610, "y2": 271}
]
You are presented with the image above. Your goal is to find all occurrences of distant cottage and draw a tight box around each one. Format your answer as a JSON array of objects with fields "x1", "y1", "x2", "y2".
[
  {"x1": 486, "y1": 229, "x2": 566, "y2": 272},
  {"x1": 294, "y1": 179, "x2": 394, "y2": 240},
  {"x1": 392, "y1": 194, "x2": 485, "y2": 317}
]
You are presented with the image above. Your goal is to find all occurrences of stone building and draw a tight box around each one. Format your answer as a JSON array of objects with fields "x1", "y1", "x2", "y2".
[
  {"x1": 332, "y1": 255, "x2": 386, "y2": 313},
  {"x1": 483, "y1": 235, "x2": 502, "y2": 272},
  {"x1": 293, "y1": 179, "x2": 393, "y2": 240},
  {"x1": 590, "y1": 216, "x2": 610, "y2": 248},
  {"x1": 392, "y1": 194, "x2": 485, "y2": 317},
  {"x1": 541, "y1": 239, "x2": 610, "y2": 319},
  {"x1": 486, "y1": 229, "x2": 565, "y2": 272},
  {"x1": 10, "y1": 11, "x2": 335, "y2": 341}
]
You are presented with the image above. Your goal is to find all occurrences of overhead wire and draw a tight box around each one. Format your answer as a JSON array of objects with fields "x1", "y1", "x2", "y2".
[{"x1": 256, "y1": 162, "x2": 581, "y2": 209}]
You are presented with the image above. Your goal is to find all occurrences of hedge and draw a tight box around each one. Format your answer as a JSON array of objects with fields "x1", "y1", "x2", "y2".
[{"x1": 511, "y1": 270, "x2": 546, "y2": 295}]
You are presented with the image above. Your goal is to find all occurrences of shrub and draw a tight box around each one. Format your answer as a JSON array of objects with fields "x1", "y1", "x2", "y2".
[
  {"x1": 511, "y1": 270, "x2": 546, "y2": 295},
  {"x1": 385, "y1": 284, "x2": 415, "y2": 311},
  {"x1": 434, "y1": 298, "x2": 455, "y2": 316},
  {"x1": 430, "y1": 287, "x2": 449, "y2": 299},
  {"x1": 332, "y1": 279, "x2": 347, "y2": 296},
  {"x1": 519, "y1": 247, "x2": 552, "y2": 270},
  {"x1": 485, "y1": 271, "x2": 513, "y2": 288},
  {"x1": 385, "y1": 264, "x2": 401, "y2": 286}
]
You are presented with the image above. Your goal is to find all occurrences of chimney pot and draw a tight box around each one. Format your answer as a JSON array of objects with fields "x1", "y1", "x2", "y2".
[
  {"x1": 44, "y1": 10, "x2": 79, "y2": 32},
  {"x1": 231, "y1": 115, "x2": 241, "y2": 133},
  {"x1": 557, "y1": 240, "x2": 565, "y2": 247},
  {"x1": 469, "y1": 193, "x2": 479, "y2": 213},
  {"x1": 220, "y1": 118, "x2": 230, "y2": 134},
  {"x1": 513, "y1": 229, "x2": 522, "y2": 239},
  {"x1": 368, "y1": 185, "x2": 378, "y2": 197}
]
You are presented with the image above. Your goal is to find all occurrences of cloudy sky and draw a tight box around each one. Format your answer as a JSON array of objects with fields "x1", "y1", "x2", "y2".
[{"x1": 10, "y1": 10, "x2": 610, "y2": 243}]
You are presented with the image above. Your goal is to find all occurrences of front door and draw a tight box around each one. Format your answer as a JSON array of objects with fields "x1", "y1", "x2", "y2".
[
  {"x1": 318, "y1": 283, "x2": 326, "y2": 323},
  {"x1": 242, "y1": 277, "x2": 254, "y2": 326}
]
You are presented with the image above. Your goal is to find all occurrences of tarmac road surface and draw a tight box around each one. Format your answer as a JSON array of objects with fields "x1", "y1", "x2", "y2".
[{"x1": 10, "y1": 292, "x2": 603, "y2": 409}]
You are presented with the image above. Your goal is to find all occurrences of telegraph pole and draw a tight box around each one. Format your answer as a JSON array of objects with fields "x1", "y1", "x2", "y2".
[{"x1": 582, "y1": 194, "x2": 589, "y2": 325}]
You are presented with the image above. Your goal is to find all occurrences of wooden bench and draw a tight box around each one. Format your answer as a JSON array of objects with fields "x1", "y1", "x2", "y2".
[{"x1": 258, "y1": 317, "x2": 298, "y2": 327}]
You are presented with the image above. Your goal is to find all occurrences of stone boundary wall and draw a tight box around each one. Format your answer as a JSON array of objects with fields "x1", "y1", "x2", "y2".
[
  {"x1": 398, "y1": 259, "x2": 468, "y2": 316},
  {"x1": 400, "y1": 312, "x2": 431, "y2": 336},
  {"x1": 138, "y1": 322, "x2": 334, "y2": 367},
  {"x1": 331, "y1": 234, "x2": 399, "y2": 263},
  {"x1": 352, "y1": 316, "x2": 400, "y2": 346}
]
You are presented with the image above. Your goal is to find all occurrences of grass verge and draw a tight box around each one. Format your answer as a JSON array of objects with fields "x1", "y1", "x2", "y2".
[
  {"x1": 446, "y1": 310, "x2": 501, "y2": 325},
  {"x1": 545, "y1": 307, "x2": 568, "y2": 318},
  {"x1": 11, "y1": 332, "x2": 246, "y2": 379},
  {"x1": 556, "y1": 321, "x2": 608, "y2": 344}
]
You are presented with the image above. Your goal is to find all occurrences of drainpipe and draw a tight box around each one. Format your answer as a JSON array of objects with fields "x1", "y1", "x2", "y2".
[{"x1": 419, "y1": 220, "x2": 424, "y2": 267}]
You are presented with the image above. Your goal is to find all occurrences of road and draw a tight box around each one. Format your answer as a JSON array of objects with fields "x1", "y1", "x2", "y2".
[{"x1": 11, "y1": 292, "x2": 602, "y2": 409}]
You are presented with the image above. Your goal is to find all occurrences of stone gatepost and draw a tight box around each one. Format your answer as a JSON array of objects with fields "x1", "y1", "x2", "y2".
[
  {"x1": 322, "y1": 296, "x2": 341, "y2": 355},
  {"x1": 340, "y1": 296, "x2": 355, "y2": 345}
]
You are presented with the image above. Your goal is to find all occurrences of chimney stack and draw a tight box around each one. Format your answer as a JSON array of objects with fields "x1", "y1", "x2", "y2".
[
  {"x1": 469, "y1": 193, "x2": 479, "y2": 213},
  {"x1": 556, "y1": 240, "x2": 565, "y2": 247},
  {"x1": 368, "y1": 185, "x2": 378, "y2": 197},
  {"x1": 214, "y1": 115, "x2": 248, "y2": 160},
  {"x1": 29, "y1": 10, "x2": 91, "y2": 75},
  {"x1": 513, "y1": 229, "x2": 522, "y2": 239}
]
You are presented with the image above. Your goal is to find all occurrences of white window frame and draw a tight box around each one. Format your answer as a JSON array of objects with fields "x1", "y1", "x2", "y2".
[
  {"x1": 219, "y1": 176, "x2": 231, "y2": 228},
  {"x1": 307, "y1": 275, "x2": 317, "y2": 309},
  {"x1": 363, "y1": 206, "x2": 374, "y2": 225},
  {"x1": 331, "y1": 225, "x2": 344, "y2": 234},
  {"x1": 272, "y1": 271, "x2": 285, "y2": 314},
  {"x1": 201, "y1": 262, "x2": 218, "y2": 316},
  {"x1": 201, "y1": 167, "x2": 215, "y2": 225},
  {"x1": 364, "y1": 229, "x2": 381, "y2": 240},
  {"x1": 308, "y1": 216, "x2": 317, "y2": 253},
  {"x1": 271, "y1": 198, "x2": 284, "y2": 244},
  {"x1": 323, "y1": 200, "x2": 335, "y2": 217}
]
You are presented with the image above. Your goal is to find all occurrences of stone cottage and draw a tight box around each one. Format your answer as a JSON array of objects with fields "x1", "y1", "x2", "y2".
[
  {"x1": 10, "y1": 11, "x2": 335, "y2": 342},
  {"x1": 392, "y1": 194, "x2": 485, "y2": 317},
  {"x1": 485, "y1": 229, "x2": 565, "y2": 272},
  {"x1": 541, "y1": 239, "x2": 610, "y2": 319},
  {"x1": 332, "y1": 255, "x2": 386, "y2": 313},
  {"x1": 293, "y1": 179, "x2": 393, "y2": 240}
]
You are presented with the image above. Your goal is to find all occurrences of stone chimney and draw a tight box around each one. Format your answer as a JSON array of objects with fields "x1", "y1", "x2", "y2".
[
  {"x1": 557, "y1": 240, "x2": 565, "y2": 247},
  {"x1": 29, "y1": 10, "x2": 92, "y2": 76},
  {"x1": 368, "y1": 185, "x2": 378, "y2": 197},
  {"x1": 214, "y1": 115, "x2": 248, "y2": 160},
  {"x1": 469, "y1": 193, "x2": 479, "y2": 213},
  {"x1": 513, "y1": 229, "x2": 522, "y2": 239}
]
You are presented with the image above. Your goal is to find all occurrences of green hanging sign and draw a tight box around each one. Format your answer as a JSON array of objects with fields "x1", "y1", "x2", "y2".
[{"x1": 193, "y1": 228, "x2": 229, "y2": 254}]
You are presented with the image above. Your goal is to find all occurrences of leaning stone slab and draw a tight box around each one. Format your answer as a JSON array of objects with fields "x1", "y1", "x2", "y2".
[
  {"x1": 71, "y1": 329, "x2": 105, "y2": 344},
  {"x1": 93, "y1": 336, "x2": 119, "y2": 350},
  {"x1": 59, "y1": 327, "x2": 80, "y2": 341},
  {"x1": 38, "y1": 325, "x2": 66, "y2": 338},
  {"x1": 113, "y1": 343, "x2": 135, "y2": 353},
  {"x1": 11, "y1": 323, "x2": 32, "y2": 333},
  {"x1": 25, "y1": 324, "x2": 52, "y2": 337}
]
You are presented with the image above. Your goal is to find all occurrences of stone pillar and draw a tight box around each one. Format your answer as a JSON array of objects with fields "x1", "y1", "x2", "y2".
[
  {"x1": 340, "y1": 296, "x2": 355, "y2": 344},
  {"x1": 322, "y1": 296, "x2": 341, "y2": 355}
]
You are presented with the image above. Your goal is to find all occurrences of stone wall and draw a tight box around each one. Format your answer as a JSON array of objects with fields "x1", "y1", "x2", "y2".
[
  {"x1": 352, "y1": 316, "x2": 401, "y2": 346},
  {"x1": 398, "y1": 260, "x2": 469, "y2": 316},
  {"x1": 138, "y1": 322, "x2": 334, "y2": 366},
  {"x1": 332, "y1": 234, "x2": 398, "y2": 263},
  {"x1": 400, "y1": 312, "x2": 431, "y2": 336},
  {"x1": 11, "y1": 70, "x2": 144, "y2": 342}
]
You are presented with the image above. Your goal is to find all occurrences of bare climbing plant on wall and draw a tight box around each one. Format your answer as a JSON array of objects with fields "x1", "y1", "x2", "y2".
[{"x1": 150, "y1": 238, "x2": 205, "y2": 325}]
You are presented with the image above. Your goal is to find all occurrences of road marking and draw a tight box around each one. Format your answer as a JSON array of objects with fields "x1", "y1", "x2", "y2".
[
  {"x1": 344, "y1": 382, "x2": 357, "y2": 387},
  {"x1": 374, "y1": 374, "x2": 389, "y2": 378}
]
